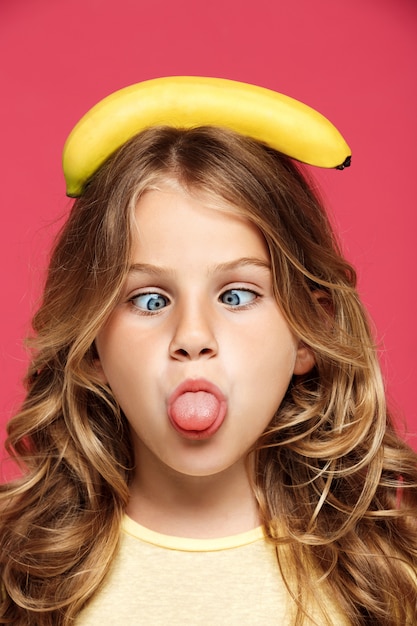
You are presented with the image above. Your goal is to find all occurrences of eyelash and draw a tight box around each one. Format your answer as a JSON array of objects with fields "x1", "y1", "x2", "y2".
[
  {"x1": 128, "y1": 292, "x2": 169, "y2": 316},
  {"x1": 128, "y1": 287, "x2": 261, "y2": 315},
  {"x1": 220, "y1": 288, "x2": 259, "y2": 308}
]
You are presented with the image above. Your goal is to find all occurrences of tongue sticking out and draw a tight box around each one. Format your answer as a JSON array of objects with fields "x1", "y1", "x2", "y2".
[{"x1": 170, "y1": 391, "x2": 220, "y2": 431}]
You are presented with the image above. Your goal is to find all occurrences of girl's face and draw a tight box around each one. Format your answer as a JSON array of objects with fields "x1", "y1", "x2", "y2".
[{"x1": 95, "y1": 186, "x2": 313, "y2": 481}]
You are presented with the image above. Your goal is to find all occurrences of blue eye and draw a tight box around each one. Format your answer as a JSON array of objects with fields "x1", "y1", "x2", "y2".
[
  {"x1": 221, "y1": 289, "x2": 256, "y2": 307},
  {"x1": 131, "y1": 293, "x2": 169, "y2": 311}
]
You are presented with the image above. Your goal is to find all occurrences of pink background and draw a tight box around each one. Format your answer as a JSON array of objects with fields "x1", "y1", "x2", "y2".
[{"x1": 1, "y1": 0, "x2": 416, "y2": 474}]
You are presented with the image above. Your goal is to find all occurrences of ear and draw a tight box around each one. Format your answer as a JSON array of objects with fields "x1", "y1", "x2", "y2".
[
  {"x1": 293, "y1": 342, "x2": 315, "y2": 375},
  {"x1": 93, "y1": 358, "x2": 108, "y2": 384},
  {"x1": 292, "y1": 288, "x2": 329, "y2": 376},
  {"x1": 91, "y1": 342, "x2": 108, "y2": 384}
]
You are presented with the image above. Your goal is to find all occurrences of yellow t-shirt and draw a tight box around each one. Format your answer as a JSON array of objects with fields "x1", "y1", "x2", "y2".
[{"x1": 76, "y1": 515, "x2": 350, "y2": 625}]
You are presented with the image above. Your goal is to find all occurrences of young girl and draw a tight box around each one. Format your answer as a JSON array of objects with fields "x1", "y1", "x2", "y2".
[{"x1": 1, "y1": 77, "x2": 416, "y2": 625}]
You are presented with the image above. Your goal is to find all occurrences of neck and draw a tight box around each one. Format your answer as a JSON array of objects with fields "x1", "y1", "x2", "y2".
[{"x1": 126, "y1": 448, "x2": 260, "y2": 539}]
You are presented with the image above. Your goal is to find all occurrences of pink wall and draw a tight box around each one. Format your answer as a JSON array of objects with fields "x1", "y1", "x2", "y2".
[{"x1": 1, "y1": 0, "x2": 416, "y2": 471}]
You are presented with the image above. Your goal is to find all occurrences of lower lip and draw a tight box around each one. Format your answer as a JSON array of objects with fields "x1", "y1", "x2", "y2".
[{"x1": 167, "y1": 379, "x2": 227, "y2": 440}]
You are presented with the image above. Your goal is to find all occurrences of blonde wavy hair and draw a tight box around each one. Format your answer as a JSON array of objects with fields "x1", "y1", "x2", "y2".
[{"x1": 1, "y1": 126, "x2": 416, "y2": 625}]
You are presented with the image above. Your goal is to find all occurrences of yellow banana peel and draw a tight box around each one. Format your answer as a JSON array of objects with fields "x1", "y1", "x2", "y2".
[{"x1": 63, "y1": 76, "x2": 351, "y2": 197}]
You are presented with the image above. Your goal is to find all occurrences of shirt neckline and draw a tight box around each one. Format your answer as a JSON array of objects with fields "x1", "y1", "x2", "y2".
[{"x1": 122, "y1": 514, "x2": 266, "y2": 552}]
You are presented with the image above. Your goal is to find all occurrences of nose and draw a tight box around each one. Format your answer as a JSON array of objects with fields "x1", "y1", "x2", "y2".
[{"x1": 169, "y1": 299, "x2": 218, "y2": 361}]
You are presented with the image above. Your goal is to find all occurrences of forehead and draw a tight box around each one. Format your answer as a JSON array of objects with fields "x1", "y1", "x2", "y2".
[
  {"x1": 131, "y1": 186, "x2": 270, "y2": 267},
  {"x1": 138, "y1": 175, "x2": 247, "y2": 216}
]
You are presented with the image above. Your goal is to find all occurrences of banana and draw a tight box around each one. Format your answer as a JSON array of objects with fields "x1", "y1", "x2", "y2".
[{"x1": 63, "y1": 76, "x2": 351, "y2": 197}]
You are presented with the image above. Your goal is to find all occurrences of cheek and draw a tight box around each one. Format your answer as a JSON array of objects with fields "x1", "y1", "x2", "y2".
[
  {"x1": 95, "y1": 322, "x2": 167, "y2": 421},
  {"x1": 258, "y1": 347, "x2": 297, "y2": 409},
  {"x1": 233, "y1": 326, "x2": 298, "y2": 411},
  {"x1": 266, "y1": 340, "x2": 298, "y2": 378},
  {"x1": 95, "y1": 323, "x2": 137, "y2": 389},
  {"x1": 252, "y1": 317, "x2": 299, "y2": 377}
]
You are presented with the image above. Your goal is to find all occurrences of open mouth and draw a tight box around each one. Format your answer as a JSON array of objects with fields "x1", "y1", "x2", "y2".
[{"x1": 167, "y1": 379, "x2": 227, "y2": 440}]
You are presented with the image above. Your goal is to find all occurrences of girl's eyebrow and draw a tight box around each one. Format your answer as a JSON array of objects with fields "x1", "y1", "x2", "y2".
[
  {"x1": 128, "y1": 263, "x2": 176, "y2": 277},
  {"x1": 211, "y1": 257, "x2": 271, "y2": 273},
  {"x1": 128, "y1": 257, "x2": 271, "y2": 276}
]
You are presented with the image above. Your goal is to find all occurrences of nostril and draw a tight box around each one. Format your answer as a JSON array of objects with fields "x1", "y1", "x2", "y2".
[
  {"x1": 169, "y1": 329, "x2": 218, "y2": 360},
  {"x1": 171, "y1": 346, "x2": 214, "y2": 360}
]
